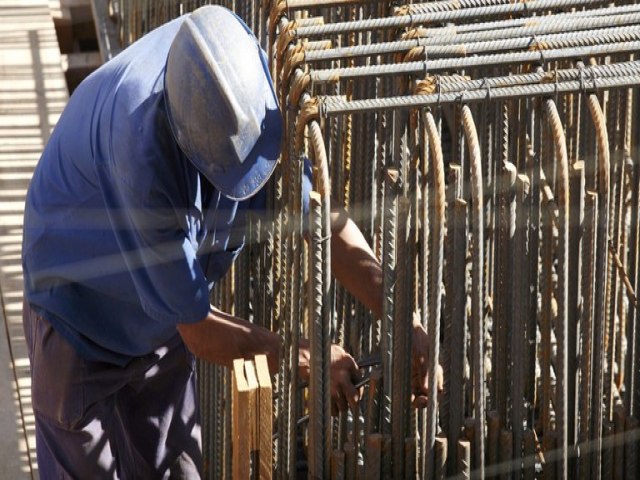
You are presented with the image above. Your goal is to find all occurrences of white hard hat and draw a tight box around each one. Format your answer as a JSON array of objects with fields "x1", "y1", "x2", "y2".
[{"x1": 165, "y1": 5, "x2": 282, "y2": 200}]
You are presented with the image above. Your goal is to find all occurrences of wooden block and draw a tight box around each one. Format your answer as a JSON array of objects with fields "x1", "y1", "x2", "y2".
[
  {"x1": 254, "y1": 354, "x2": 273, "y2": 480},
  {"x1": 232, "y1": 358, "x2": 252, "y2": 480},
  {"x1": 243, "y1": 360, "x2": 259, "y2": 452}
]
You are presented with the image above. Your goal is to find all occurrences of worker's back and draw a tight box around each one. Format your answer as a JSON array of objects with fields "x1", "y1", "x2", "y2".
[{"x1": 22, "y1": 15, "x2": 254, "y2": 366}]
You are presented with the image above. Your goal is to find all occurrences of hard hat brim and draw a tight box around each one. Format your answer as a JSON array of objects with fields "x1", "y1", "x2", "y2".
[{"x1": 207, "y1": 104, "x2": 282, "y2": 201}]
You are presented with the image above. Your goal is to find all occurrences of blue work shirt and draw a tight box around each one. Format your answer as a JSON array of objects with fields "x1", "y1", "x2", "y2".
[{"x1": 22, "y1": 16, "x2": 308, "y2": 366}]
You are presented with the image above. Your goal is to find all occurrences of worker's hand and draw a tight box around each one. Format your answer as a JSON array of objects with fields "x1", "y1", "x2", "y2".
[
  {"x1": 411, "y1": 312, "x2": 443, "y2": 408},
  {"x1": 330, "y1": 344, "x2": 360, "y2": 415},
  {"x1": 297, "y1": 341, "x2": 360, "y2": 415}
]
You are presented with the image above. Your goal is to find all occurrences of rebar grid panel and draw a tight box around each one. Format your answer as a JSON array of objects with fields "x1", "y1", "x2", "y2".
[{"x1": 110, "y1": 0, "x2": 640, "y2": 478}]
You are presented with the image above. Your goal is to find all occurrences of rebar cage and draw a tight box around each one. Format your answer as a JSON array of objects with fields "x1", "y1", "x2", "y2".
[{"x1": 98, "y1": 0, "x2": 640, "y2": 478}]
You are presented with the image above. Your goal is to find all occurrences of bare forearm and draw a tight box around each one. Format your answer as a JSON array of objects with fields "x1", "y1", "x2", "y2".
[
  {"x1": 330, "y1": 204, "x2": 383, "y2": 318},
  {"x1": 177, "y1": 307, "x2": 281, "y2": 373}
]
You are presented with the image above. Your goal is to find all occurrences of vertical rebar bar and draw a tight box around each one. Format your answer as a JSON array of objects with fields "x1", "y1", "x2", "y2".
[
  {"x1": 588, "y1": 93, "x2": 611, "y2": 480},
  {"x1": 462, "y1": 104, "x2": 485, "y2": 480},
  {"x1": 545, "y1": 98, "x2": 570, "y2": 480}
]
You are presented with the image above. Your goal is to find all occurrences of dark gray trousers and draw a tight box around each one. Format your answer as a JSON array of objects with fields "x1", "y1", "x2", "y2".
[{"x1": 23, "y1": 302, "x2": 202, "y2": 479}]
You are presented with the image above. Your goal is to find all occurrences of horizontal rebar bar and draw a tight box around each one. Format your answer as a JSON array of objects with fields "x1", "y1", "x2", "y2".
[
  {"x1": 405, "y1": 0, "x2": 609, "y2": 13},
  {"x1": 417, "y1": 60, "x2": 640, "y2": 95},
  {"x1": 294, "y1": 0, "x2": 608, "y2": 37},
  {"x1": 319, "y1": 75, "x2": 640, "y2": 114},
  {"x1": 303, "y1": 24, "x2": 640, "y2": 62},
  {"x1": 412, "y1": 3, "x2": 640, "y2": 37},
  {"x1": 310, "y1": 40, "x2": 640, "y2": 83}
]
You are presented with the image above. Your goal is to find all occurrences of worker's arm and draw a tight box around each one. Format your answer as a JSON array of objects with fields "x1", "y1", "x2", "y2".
[
  {"x1": 177, "y1": 307, "x2": 360, "y2": 413},
  {"x1": 328, "y1": 201, "x2": 440, "y2": 408},
  {"x1": 177, "y1": 307, "x2": 281, "y2": 373}
]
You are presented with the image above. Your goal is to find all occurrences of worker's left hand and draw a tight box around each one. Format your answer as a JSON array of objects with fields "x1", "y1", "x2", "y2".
[{"x1": 411, "y1": 312, "x2": 443, "y2": 408}]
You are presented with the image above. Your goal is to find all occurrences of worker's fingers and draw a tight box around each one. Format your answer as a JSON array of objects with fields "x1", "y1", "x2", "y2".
[
  {"x1": 341, "y1": 373, "x2": 360, "y2": 410},
  {"x1": 330, "y1": 370, "x2": 360, "y2": 413},
  {"x1": 410, "y1": 319, "x2": 446, "y2": 408},
  {"x1": 331, "y1": 389, "x2": 348, "y2": 415},
  {"x1": 328, "y1": 344, "x2": 361, "y2": 415}
]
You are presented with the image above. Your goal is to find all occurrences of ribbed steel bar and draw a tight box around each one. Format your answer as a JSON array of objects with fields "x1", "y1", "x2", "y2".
[
  {"x1": 291, "y1": 158, "x2": 308, "y2": 477},
  {"x1": 540, "y1": 191, "x2": 554, "y2": 479},
  {"x1": 310, "y1": 41, "x2": 640, "y2": 83},
  {"x1": 284, "y1": 0, "x2": 382, "y2": 9},
  {"x1": 392, "y1": 196, "x2": 412, "y2": 479},
  {"x1": 415, "y1": 61, "x2": 640, "y2": 97},
  {"x1": 320, "y1": 75, "x2": 640, "y2": 114},
  {"x1": 423, "y1": 110, "x2": 445, "y2": 480},
  {"x1": 462, "y1": 104, "x2": 485, "y2": 479},
  {"x1": 588, "y1": 93, "x2": 610, "y2": 480},
  {"x1": 310, "y1": 118, "x2": 333, "y2": 480},
  {"x1": 495, "y1": 159, "x2": 515, "y2": 432},
  {"x1": 303, "y1": 22, "x2": 640, "y2": 63},
  {"x1": 544, "y1": 97, "x2": 570, "y2": 480},
  {"x1": 381, "y1": 168, "x2": 399, "y2": 469},
  {"x1": 403, "y1": 2, "x2": 640, "y2": 40},
  {"x1": 309, "y1": 190, "x2": 328, "y2": 479},
  {"x1": 568, "y1": 161, "x2": 586, "y2": 461},
  {"x1": 279, "y1": 95, "x2": 296, "y2": 480},
  {"x1": 604, "y1": 86, "x2": 622, "y2": 424},
  {"x1": 405, "y1": 0, "x2": 604, "y2": 14},
  {"x1": 293, "y1": 0, "x2": 606, "y2": 37},
  {"x1": 579, "y1": 190, "x2": 598, "y2": 480},
  {"x1": 512, "y1": 172, "x2": 531, "y2": 475},
  {"x1": 446, "y1": 197, "x2": 468, "y2": 476}
]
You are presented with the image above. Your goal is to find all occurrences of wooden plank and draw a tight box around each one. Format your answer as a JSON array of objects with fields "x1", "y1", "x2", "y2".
[
  {"x1": 254, "y1": 354, "x2": 273, "y2": 480},
  {"x1": 232, "y1": 358, "x2": 252, "y2": 480},
  {"x1": 243, "y1": 360, "x2": 259, "y2": 453}
]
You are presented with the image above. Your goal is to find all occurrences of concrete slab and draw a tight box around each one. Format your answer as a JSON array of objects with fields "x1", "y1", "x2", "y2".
[{"x1": 0, "y1": 0, "x2": 68, "y2": 477}]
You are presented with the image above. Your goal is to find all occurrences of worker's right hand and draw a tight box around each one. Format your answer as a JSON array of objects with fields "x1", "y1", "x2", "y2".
[{"x1": 329, "y1": 344, "x2": 360, "y2": 415}]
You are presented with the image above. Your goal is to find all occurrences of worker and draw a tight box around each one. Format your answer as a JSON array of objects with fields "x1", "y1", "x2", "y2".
[{"x1": 22, "y1": 5, "x2": 435, "y2": 478}]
